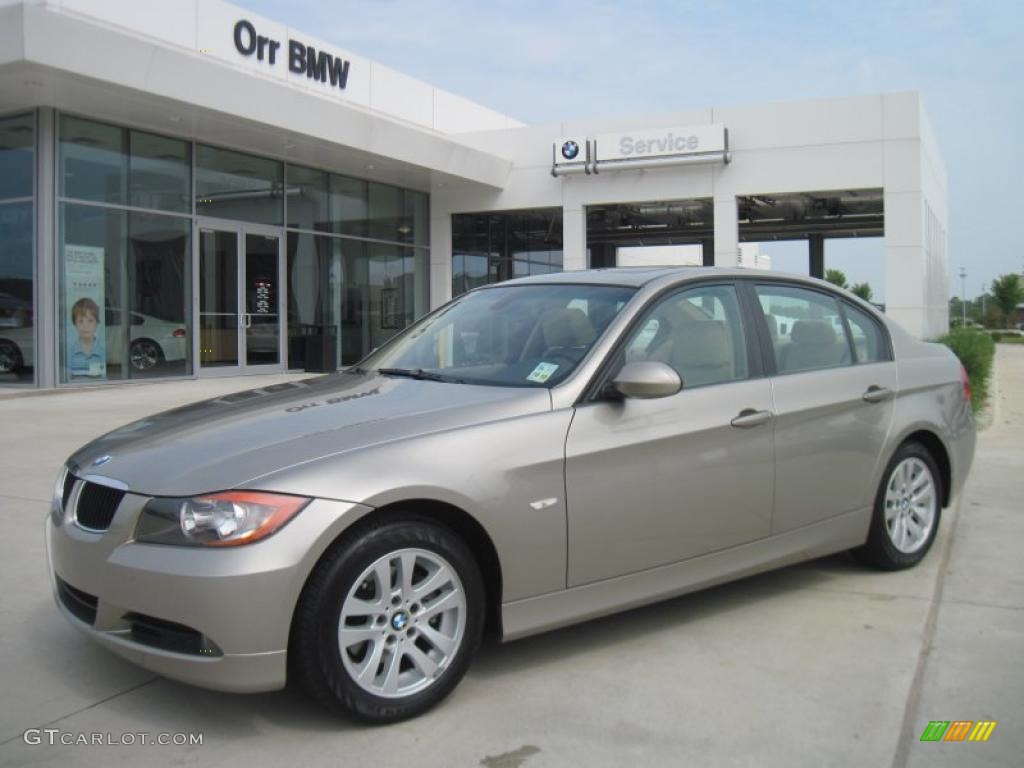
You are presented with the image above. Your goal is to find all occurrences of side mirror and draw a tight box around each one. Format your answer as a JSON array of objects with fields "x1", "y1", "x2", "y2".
[{"x1": 609, "y1": 361, "x2": 682, "y2": 399}]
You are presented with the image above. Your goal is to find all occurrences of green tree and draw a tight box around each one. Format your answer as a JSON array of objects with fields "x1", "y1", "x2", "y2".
[
  {"x1": 850, "y1": 282, "x2": 873, "y2": 301},
  {"x1": 825, "y1": 269, "x2": 848, "y2": 289},
  {"x1": 990, "y1": 273, "x2": 1024, "y2": 328}
]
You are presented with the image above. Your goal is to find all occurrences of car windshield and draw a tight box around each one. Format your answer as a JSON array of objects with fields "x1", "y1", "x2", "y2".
[{"x1": 357, "y1": 284, "x2": 637, "y2": 388}]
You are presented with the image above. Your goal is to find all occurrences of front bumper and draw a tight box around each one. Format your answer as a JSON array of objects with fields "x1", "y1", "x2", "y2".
[{"x1": 46, "y1": 483, "x2": 369, "y2": 693}]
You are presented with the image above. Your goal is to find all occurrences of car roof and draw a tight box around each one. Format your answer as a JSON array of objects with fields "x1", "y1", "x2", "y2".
[{"x1": 492, "y1": 266, "x2": 816, "y2": 289}]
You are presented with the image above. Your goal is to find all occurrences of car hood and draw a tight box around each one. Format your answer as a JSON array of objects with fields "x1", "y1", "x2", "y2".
[{"x1": 67, "y1": 373, "x2": 552, "y2": 497}]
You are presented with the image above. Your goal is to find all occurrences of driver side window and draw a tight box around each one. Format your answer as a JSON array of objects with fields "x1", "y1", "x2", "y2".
[{"x1": 619, "y1": 284, "x2": 748, "y2": 389}]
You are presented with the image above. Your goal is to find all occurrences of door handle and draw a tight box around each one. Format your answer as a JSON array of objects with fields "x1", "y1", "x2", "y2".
[
  {"x1": 731, "y1": 409, "x2": 773, "y2": 429},
  {"x1": 862, "y1": 385, "x2": 894, "y2": 404}
]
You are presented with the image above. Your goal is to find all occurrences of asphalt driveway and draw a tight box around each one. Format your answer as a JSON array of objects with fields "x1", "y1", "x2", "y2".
[{"x1": 0, "y1": 350, "x2": 1021, "y2": 767}]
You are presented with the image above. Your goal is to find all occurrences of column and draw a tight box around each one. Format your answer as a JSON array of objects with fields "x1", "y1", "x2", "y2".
[
  {"x1": 36, "y1": 108, "x2": 56, "y2": 388},
  {"x1": 428, "y1": 205, "x2": 452, "y2": 310},
  {"x1": 701, "y1": 237, "x2": 715, "y2": 267},
  {"x1": 561, "y1": 206, "x2": 586, "y2": 272},
  {"x1": 713, "y1": 196, "x2": 739, "y2": 267},
  {"x1": 808, "y1": 234, "x2": 824, "y2": 279}
]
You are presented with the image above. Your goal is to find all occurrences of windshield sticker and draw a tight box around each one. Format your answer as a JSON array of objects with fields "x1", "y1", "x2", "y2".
[{"x1": 526, "y1": 362, "x2": 559, "y2": 383}]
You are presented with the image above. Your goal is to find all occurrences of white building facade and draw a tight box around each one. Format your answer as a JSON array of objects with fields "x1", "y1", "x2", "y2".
[{"x1": 0, "y1": 0, "x2": 948, "y2": 389}]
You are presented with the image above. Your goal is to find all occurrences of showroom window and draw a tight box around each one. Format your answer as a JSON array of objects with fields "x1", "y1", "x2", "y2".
[
  {"x1": 54, "y1": 113, "x2": 431, "y2": 382},
  {"x1": 0, "y1": 112, "x2": 35, "y2": 384},
  {"x1": 285, "y1": 165, "x2": 429, "y2": 367},
  {"x1": 195, "y1": 144, "x2": 282, "y2": 225},
  {"x1": 452, "y1": 208, "x2": 563, "y2": 296},
  {"x1": 58, "y1": 115, "x2": 192, "y2": 383}
]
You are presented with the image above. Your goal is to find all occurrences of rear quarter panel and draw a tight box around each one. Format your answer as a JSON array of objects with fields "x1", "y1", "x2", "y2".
[{"x1": 885, "y1": 324, "x2": 976, "y2": 503}]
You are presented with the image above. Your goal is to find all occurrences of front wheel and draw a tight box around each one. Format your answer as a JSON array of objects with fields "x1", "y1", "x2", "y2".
[
  {"x1": 853, "y1": 441, "x2": 943, "y2": 570},
  {"x1": 291, "y1": 518, "x2": 484, "y2": 723}
]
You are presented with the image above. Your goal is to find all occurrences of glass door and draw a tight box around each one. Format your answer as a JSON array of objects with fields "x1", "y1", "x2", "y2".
[
  {"x1": 243, "y1": 232, "x2": 282, "y2": 368},
  {"x1": 196, "y1": 222, "x2": 284, "y2": 375}
]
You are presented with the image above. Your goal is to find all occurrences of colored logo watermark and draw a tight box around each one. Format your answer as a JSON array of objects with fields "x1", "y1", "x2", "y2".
[{"x1": 920, "y1": 720, "x2": 997, "y2": 742}]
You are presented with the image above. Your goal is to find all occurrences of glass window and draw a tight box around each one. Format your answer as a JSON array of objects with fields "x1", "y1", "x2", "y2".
[
  {"x1": 367, "y1": 182, "x2": 402, "y2": 242},
  {"x1": 128, "y1": 213, "x2": 191, "y2": 377},
  {"x1": 360, "y1": 284, "x2": 635, "y2": 388},
  {"x1": 405, "y1": 190, "x2": 429, "y2": 248},
  {"x1": 330, "y1": 174, "x2": 368, "y2": 238},
  {"x1": 756, "y1": 284, "x2": 852, "y2": 374},
  {"x1": 60, "y1": 204, "x2": 191, "y2": 382},
  {"x1": 0, "y1": 113, "x2": 34, "y2": 200},
  {"x1": 129, "y1": 130, "x2": 191, "y2": 213},
  {"x1": 60, "y1": 115, "x2": 127, "y2": 205},
  {"x1": 0, "y1": 202, "x2": 34, "y2": 383},
  {"x1": 196, "y1": 144, "x2": 282, "y2": 224},
  {"x1": 621, "y1": 284, "x2": 748, "y2": 388},
  {"x1": 452, "y1": 208, "x2": 563, "y2": 296},
  {"x1": 287, "y1": 231, "x2": 341, "y2": 368},
  {"x1": 844, "y1": 303, "x2": 886, "y2": 364},
  {"x1": 60, "y1": 116, "x2": 191, "y2": 213},
  {"x1": 287, "y1": 165, "x2": 330, "y2": 232}
]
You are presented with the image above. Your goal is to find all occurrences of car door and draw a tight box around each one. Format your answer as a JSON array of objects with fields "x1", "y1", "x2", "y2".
[
  {"x1": 751, "y1": 282, "x2": 897, "y2": 534},
  {"x1": 564, "y1": 281, "x2": 775, "y2": 587}
]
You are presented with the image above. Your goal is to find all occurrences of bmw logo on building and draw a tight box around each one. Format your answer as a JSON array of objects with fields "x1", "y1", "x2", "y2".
[{"x1": 561, "y1": 140, "x2": 580, "y2": 160}]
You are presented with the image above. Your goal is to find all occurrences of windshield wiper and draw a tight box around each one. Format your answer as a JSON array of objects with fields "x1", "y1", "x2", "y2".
[{"x1": 376, "y1": 367, "x2": 464, "y2": 384}]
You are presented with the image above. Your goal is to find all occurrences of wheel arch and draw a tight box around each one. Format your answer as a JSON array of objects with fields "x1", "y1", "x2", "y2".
[
  {"x1": 898, "y1": 429, "x2": 952, "y2": 508},
  {"x1": 291, "y1": 498, "x2": 504, "y2": 646}
]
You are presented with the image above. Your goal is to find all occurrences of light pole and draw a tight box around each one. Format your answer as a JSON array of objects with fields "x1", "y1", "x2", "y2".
[
  {"x1": 959, "y1": 267, "x2": 967, "y2": 327},
  {"x1": 981, "y1": 283, "x2": 987, "y2": 322}
]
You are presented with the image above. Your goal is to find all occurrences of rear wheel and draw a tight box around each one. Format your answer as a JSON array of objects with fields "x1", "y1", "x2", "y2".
[
  {"x1": 854, "y1": 441, "x2": 942, "y2": 570},
  {"x1": 292, "y1": 518, "x2": 484, "y2": 723},
  {"x1": 129, "y1": 339, "x2": 163, "y2": 371}
]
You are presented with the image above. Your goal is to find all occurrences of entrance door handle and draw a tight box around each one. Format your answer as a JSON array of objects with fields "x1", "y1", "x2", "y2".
[
  {"x1": 862, "y1": 385, "x2": 894, "y2": 404},
  {"x1": 731, "y1": 409, "x2": 773, "y2": 429}
]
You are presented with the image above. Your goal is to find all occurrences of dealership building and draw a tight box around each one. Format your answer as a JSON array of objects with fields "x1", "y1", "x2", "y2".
[{"x1": 0, "y1": 0, "x2": 949, "y2": 389}]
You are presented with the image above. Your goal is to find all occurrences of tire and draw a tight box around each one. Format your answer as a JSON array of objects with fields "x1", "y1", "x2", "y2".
[
  {"x1": 853, "y1": 441, "x2": 943, "y2": 570},
  {"x1": 291, "y1": 517, "x2": 485, "y2": 723},
  {"x1": 0, "y1": 340, "x2": 23, "y2": 374},
  {"x1": 129, "y1": 339, "x2": 163, "y2": 371}
]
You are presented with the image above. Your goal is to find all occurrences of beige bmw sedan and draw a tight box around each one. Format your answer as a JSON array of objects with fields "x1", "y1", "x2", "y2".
[{"x1": 47, "y1": 268, "x2": 975, "y2": 722}]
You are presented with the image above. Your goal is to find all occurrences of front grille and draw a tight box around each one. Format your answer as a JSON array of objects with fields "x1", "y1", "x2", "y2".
[
  {"x1": 74, "y1": 482, "x2": 125, "y2": 531},
  {"x1": 61, "y1": 471, "x2": 76, "y2": 511},
  {"x1": 125, "y1": 612, "x2": 222, "y2": 657},
  {"x1": 55, "y1": 577, "x2": 98, "y2": 625}
]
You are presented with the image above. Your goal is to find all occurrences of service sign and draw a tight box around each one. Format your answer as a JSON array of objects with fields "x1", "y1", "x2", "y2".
[{"x1": 595, "y1": 123, "x2": 726, "y2": 163}]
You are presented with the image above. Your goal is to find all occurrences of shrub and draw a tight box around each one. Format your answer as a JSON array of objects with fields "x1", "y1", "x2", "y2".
[{"x1": 937, "y1": 329, "x2": 995, "y2": 412}]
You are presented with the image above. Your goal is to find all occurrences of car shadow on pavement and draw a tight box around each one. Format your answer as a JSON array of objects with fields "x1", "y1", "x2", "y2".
[
  {"x1": 30, "y1": 551, "x2": 877, "y2": 736},
  {"x1": 469, "y1": 552, "x2": 865, "y2": 680}
]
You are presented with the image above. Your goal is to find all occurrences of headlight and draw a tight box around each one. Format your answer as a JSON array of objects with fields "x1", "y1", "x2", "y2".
[
  {"x1": 51, "y1": 465, "x2": 70, "y2": 527},
  {"x1": 135, "y1": 491, "x2": 311, "y2": 547}
]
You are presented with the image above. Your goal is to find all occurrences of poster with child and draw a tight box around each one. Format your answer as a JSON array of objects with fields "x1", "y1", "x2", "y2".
[{"x1": 64, "y1": 245, "x2": 106, "y2": 379}]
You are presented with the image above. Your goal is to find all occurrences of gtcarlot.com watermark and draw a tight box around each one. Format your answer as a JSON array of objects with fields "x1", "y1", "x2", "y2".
[{"x1": 23, "y1": 729, "x2": 203, "y2": 746}]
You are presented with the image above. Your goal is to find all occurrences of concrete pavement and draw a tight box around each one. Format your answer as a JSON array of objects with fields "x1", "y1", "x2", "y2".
[{"x1": 0, "y1": 353, "x2": 1021, "y2": 767}]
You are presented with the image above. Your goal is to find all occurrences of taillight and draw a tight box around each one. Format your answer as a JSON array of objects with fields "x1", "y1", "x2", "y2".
[
  {"x1": 960, "y1": 364, "x2": 971, "y2": 405},
  {"x1": 172, "y1": 328, "x2": 186, "y2": 338}
]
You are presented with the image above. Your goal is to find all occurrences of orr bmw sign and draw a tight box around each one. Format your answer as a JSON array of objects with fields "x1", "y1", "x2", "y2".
[
  {"x1": 232, "y1": 19, "x2": 351, "y2": 90},
  {"x1": 552, "y1": 123, "x2": 728, "y2": 176}
]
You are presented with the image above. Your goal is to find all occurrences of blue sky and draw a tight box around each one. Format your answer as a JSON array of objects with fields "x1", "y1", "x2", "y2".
[{"x1": 240, "y1": 0, "x2": 1023, "y2": 302}]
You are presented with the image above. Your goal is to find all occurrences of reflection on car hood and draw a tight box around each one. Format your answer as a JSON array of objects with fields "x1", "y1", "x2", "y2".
[{"x1": 67, "y1": 373, "x2": 552, "y2": 497}]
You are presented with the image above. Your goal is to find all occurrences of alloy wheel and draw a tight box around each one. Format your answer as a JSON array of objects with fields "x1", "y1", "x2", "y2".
[
  {"x1": 338, "y1": 548, "x2": 466, "y2": 699},
  {"x1": 884, "y1": 457, "x2": 936, "y2": 554}
]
